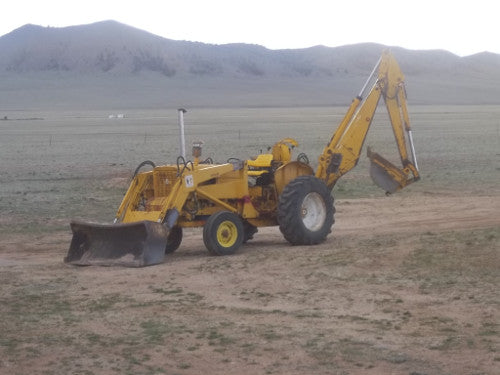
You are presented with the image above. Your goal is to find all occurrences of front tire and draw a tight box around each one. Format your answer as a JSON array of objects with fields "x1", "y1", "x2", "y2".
[
  {"x1": 165, "y1": 226, "x2": 182, "y2": 254},
  {"x1": 203, "y1": 211, "x2": 244, "y2": 255},
  {"x1": 277, "y1": 176, "x2": 334, "y2": 245}
]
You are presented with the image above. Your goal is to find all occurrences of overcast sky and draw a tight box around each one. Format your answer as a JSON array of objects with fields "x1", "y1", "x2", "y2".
[{"x1": 1, "y1": 0, "x2": 498, "y2": 56}]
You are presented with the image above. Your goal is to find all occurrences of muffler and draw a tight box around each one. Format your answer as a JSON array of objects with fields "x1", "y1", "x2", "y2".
[{"x1": 65, "y1": 220, "x2": 169, "y2": 267}]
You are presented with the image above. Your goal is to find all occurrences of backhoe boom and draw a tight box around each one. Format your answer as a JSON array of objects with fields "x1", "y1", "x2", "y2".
[{"x1": 315, "y1": 50, "x2": 420, "y2": 192}]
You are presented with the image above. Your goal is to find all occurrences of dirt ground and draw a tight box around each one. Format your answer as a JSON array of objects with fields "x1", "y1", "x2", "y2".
[{"x1": 0, "y1": 191, "x2": 499, "y2": 375}]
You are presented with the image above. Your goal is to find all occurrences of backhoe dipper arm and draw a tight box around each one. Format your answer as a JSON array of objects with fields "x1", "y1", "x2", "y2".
[{"x1": 315, "y1": 50, "x2": 420, "y2": 191}]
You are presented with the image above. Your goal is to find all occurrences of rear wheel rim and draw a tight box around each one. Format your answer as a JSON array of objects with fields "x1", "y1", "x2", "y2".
[
  {"x1": 217, "y1": 220, "x2": 238, "y2": 247},
  {"x1": 301, "y1": 192, "x2": 326, "y2": 231}
]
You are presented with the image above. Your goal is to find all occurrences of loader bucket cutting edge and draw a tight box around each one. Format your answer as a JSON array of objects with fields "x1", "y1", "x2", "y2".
[
  {"x1": 65, "y1": 220, "x2": 169, "y2": 267},
  {"x1": 369, "y1": 161, "x2": 403, "y2": 194}
]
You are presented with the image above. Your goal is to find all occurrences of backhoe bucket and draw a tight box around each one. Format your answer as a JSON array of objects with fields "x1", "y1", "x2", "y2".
[
  {"x1": 65, "y1": 220, "x2": 169, "y2": 267},
  {"x1": 369, "y1": 161, "x2": 403, "y2": 194},
  {"x1": 367, "y1": 149, "x2": 408, "y2": 194}
]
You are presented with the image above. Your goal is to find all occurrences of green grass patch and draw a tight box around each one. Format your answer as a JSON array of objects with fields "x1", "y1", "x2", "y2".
[{"x1": 403, "y1": 227, "x2": 500, "y2": 291}]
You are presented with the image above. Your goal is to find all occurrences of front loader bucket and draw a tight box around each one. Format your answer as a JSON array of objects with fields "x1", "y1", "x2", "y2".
[{"x1": 65, "y1": 220, "x2": 169, "y2": 267}]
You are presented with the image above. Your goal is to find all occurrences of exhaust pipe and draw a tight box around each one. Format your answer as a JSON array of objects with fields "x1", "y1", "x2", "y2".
[{"x1": 178, "y1": 108, "x2": 187, "y2": 159}]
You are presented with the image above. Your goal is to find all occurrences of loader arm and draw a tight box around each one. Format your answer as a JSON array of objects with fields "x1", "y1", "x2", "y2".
[{"x1": 315, "y1": 50, "x2": 420, "y2": 192}]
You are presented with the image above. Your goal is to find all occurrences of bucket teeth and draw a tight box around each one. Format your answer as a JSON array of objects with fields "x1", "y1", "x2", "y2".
[{"x1": 65, "y1": 220, "x2": 169, "y2": 267}]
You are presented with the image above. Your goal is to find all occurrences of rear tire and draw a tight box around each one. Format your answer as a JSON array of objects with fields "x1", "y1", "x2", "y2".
[
  {"x1": 203, "y1": 211, "x2": 244, "y2": 255},
  {"x1": 278, "y1": 176, "x2": 334, "y2": 245},
  {"x1": 165, "y1": 226, "x2": 182, "y2": 254}
]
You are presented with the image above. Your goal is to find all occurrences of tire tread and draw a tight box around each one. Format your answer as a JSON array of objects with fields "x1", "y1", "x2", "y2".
[{"x1": 277, "y1": 176, "x2": 334, "y2": 245}]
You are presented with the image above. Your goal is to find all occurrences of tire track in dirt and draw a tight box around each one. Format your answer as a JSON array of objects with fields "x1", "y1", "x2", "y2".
[{"x1": 334, "y1": 193, "x2": 500, "y2": 237}]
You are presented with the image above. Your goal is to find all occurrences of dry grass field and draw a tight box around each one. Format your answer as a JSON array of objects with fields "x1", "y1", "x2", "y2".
[{"x1": 0, "y1": 105, "x2": 499, "y2": 374}]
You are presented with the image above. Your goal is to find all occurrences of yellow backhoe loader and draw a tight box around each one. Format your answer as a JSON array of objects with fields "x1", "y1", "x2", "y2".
[{"x1": 65, "y1": 50, "x2": 420, "y2": 267}]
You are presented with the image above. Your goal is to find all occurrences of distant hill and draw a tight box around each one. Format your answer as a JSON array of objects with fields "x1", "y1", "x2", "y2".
[{"x1": 1, "y1": 20, "x2": 500, "y2": 110}]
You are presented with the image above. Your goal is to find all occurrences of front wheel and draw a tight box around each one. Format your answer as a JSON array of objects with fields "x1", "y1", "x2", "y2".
[
  {"x1": 203, "y1": 211, "x2": 244, "y2": 255},
  {"x1": 277, "y1": 176, "x2": 334, "y2": 245},
  {"x1": 165, "y1": 226, "x2": 182, "y2": 254}
]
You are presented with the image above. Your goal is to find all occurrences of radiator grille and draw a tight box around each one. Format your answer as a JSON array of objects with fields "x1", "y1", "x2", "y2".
[{"x1": 153, "y1": 168, "x2": 179, "y2": 197}]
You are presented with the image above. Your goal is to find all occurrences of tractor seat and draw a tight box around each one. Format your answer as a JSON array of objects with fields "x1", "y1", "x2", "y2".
[{"x1": 247, "y1": 154, "x2": 273, "y2": 176}]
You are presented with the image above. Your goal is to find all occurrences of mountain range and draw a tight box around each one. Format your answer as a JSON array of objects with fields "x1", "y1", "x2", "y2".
[{"x1": 1, "y1": 20, "x2": 499, "y2": 110}]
